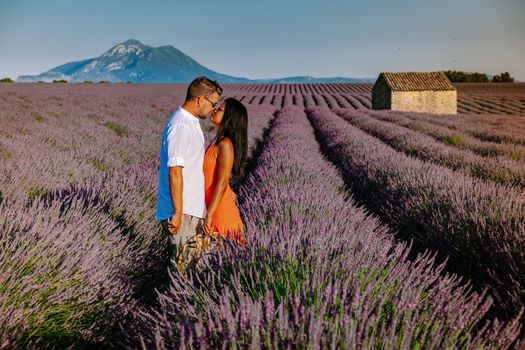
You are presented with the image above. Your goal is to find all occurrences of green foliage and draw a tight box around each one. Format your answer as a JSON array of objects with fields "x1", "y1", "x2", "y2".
[
  {"x1": 0, "y1": 145, "x2": 12, "y2": 160},
  {"x1": 98, "y1": 80, "x2": 110, "y2": 84},
  {"x1": 444, "y1": 135, "x2": 463, "y2": 146},
  {"x1": 443, "y1": 70, "x2": 489, "y2": 83},
  {"x1": 91, "y1": 157, "x2": 108, "y2": 172},
  {"x1": 33, "y1": 114, "x2": 45, "y2": 122},
  {"x1": 492, "y1": 72, "x2": 514, "y2": 83},
  {"x1": 105, "y1": 121, "x2": 128, "y2": 137},
  {"x1": 510, "y1": 152, "x2": 523, "y2": 161},
  {"x1": 27, "y1": 186, "x2": 48, "y2": 201},
  {"x1": 7, "y1": 261, "x2": 105, "y2": 349},
  {"x1": 444, "y1": 70, "x2": 515, "y2": 83},
  {"x1": 16, "y1": 127, "x2": 29, "y2": 135},
  {"x1": 83, "y1": 80, "x2": 93, "y2": 84},
  {"x1": 52, "y1": 80, "x2": 68, "y2": 83},
  {"x1": 240, "y1": 256, "x2": 309, "y2": 304},
  {"x1": 0, "y1": 77, "x2": 14, "y2": 83}
]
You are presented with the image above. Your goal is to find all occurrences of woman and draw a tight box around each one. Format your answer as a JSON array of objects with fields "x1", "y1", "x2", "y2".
[{"x1": 202, "y1": 98, "x2": 248, "y2": 246}]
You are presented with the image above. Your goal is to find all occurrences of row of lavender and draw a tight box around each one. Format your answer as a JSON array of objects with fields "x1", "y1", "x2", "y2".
[
  {"x1": 226, "y1": 83, "x2": 373, "y2": 94},
  {"x1": 0, "y1": 164, "x2": 159, "y2": 348},
  {"x1": 361, "y1": 110, "x2": 525, "y2": 162},
  {"x1": 391, "y1": 111, "x2": 525, "y2": 147},
  {"x1": 308, "y1": 107, "x2": 525, "y2": 321},
  {"x1": 228, "y1": 93, "x2": 525, "y2": 118},
  {"x1": 2, "y1": 84, "x2": 522, "y2": 208},
  {"x1": 234, "y1": 92, "x2": 521, "y2": 116},
  {"x1": 263, "y1": 88, "x2": 525, "y2": 187},
  {"x1": 334, "y1": 109, "x2": 525, "y2": 188},
  {"x1": 229, "y1": 93, "x2": 372, "y2": 110},
  {"x1": 1, "y1": 83, "x2": 523, "y2": 347},
  {"x1": 0, "y1": 86, "x2": 184, "y2": 204},
  {"x1": 2, "y1": 82, "x2": 523, "y2": 116},
  {"x1": 0, "y1": 84, "x2": 276, "y2": 348},
  {"x1": 225, "y1": 83, "x2": 525, "y2": 116},
  {"x1": 0, "y1": 87, "x2": 184, "y2": 347},
  {"x1": 225, "y1": 90, "x2": 525, "y2": 116},
  {"x1": 0, "y1": 85, "x2": 279, "y2": 204},
  {"x1": 459, "y1": 96, "x2": 525, "y2": 115},
  {"x1": 129, "y1": 107, "x2": 521, "y2": 349}
]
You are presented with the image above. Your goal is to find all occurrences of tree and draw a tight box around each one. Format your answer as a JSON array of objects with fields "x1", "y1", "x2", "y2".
[
  {"x1": 0, "y1": 77, "x2": 14, "y2": 83},
  {"x1": 443, "y1": 70, "x2": 489, "y2": 83},
  {"x1": 492, "y1": 72, "x2": 514, "y2": 83}
]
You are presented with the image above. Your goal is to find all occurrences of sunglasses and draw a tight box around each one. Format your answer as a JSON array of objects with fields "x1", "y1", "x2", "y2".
[{"x1": 203, "y1": 96, "x2": 221, "y2": 110}]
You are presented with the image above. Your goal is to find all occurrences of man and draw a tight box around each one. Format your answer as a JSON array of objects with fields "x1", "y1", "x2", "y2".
[{"x1": 156, "y1": 76, "x2": 223, "y2": 273}]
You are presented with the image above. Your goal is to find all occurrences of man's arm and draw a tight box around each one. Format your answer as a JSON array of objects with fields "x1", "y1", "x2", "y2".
[
  {"x1": 166, "y1": 123, "x2": 191, "y2": 235},
  {"x1": 167, "y1": 166, "x2": 183, "y2": 235}
]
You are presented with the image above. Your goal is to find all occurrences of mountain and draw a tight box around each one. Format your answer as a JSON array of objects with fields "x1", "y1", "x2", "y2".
[
  {"x1": 17, "y1": 39, "x2": 373, "y2": 84},
  {"x1": 17, "y1": 40, "x2": 251, "y2": 83}
]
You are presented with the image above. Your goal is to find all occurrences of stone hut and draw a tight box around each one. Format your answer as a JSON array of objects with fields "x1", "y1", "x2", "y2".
[{"x1": 372, "y1": 72, "x2": 457, "y2": 114}]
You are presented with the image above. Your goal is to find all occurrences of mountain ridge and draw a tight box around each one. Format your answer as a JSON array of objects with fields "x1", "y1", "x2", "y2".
[{"x1": 17, "y1": 39, "x2": 373, "y2": 84}]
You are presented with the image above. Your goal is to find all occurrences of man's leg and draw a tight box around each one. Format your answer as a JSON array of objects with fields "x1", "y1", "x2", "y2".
[{"x1": 177, "y1": 216, "x2": 220, "y2": 273}]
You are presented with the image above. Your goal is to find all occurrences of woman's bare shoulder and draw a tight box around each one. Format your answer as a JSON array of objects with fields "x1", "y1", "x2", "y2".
[
  {"x1": 217, "y1": 137, "x2": 234, "y2": 161},
  {"x1": 218, "y1": 137, "x2": 233, "y2": 151}
]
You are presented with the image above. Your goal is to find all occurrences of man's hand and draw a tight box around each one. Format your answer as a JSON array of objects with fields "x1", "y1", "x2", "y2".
[{"x1": 167, "y1": 213, "x2": 182, "y2": 235}]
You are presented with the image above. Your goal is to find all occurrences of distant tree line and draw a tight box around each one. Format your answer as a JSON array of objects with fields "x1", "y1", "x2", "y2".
[
  {"x1": 491, "y1": 72, "x2": 514, "y2": 83},
  {"x1": 444, "y1": 70, "x2": 514, "y2": 83},
  {"x1": 0, "y1": 77, "x2": 14, "y2": 83}
]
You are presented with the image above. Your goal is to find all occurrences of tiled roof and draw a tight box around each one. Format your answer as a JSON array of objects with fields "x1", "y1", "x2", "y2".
[{"x1": 379, "y1": 72, "x2": 456, "y2": 91}]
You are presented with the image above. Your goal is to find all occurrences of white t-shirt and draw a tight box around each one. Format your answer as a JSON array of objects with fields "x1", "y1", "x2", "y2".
[{"x1": 156, "y1": 107, "x2": 206, "y2": 220}]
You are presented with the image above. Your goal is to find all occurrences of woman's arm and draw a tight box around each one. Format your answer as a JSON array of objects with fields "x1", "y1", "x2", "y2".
[{"x1": 203, "y1": 138, "x2": 234, "y2": 235}]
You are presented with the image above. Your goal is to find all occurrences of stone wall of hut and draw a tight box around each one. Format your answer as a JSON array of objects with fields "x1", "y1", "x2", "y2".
[{"x1": 391, "y1": 90, "x2": 457, "y2": 114}]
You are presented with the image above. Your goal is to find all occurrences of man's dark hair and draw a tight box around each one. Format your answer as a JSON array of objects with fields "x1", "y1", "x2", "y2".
[{"x1": 185, "y1": 76, "x2": 223, "y2": 101}]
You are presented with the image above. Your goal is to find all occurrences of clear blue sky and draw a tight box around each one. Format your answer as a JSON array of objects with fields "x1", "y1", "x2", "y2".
[{"x1": 1, "y1": 0, "x2": 524, "y2": 80}]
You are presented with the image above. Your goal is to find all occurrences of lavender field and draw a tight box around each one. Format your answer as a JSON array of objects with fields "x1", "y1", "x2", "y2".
[{"x1": 1, "y1": 82, "x2": 525, "y2": 349}]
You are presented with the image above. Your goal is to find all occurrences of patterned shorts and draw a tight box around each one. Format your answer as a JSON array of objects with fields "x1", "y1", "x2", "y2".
[
  {"x1": 177, "y1": 232, "x2": 221, "y2": 273},
  {"x1": 161, "y1": 215, "x2": 220, "y2": 275}
]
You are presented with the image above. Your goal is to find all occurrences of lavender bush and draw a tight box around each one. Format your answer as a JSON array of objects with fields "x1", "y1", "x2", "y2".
[
  {"x1": 0, "y1": 189, "x2": 138, "y2": 348},
  {"x1": 399, "y1": 110, "x2": 525, "y2": 146},
  {"x1": 0, "y1": 84, "x2": 276, "y2": 348},
  {"x1": 225, "y1": 83, "x2": 374, "y2": 95},
  {"x1": 458, "y1": 96, "x2": 525, "y2": 115},
  {"x1": 2, "y1": 83, "x2": 525, "y2": 348},
  {"x1": 130, "y1": 106, "x2": 521, "y2": 349},
  {"x1": 0, "y1": 84, "x2": 180, "y2": 204},
  {"x1": 365, "y1": 110, "x2": 525, "y2": 161},
  {"x1": 334, "y1": 108, "x2": 525, "y2": 188},
  {"x1": 308, "y1": 107, "x2": 525, "y2": 319}
]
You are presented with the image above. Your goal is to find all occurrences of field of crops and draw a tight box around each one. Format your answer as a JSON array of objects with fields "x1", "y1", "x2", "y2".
[{"x1": 1, "y1": 82, "x2": 525, "y2": 349}]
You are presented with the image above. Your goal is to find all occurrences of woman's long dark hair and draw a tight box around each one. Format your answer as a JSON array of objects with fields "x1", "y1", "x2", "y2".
[{"x1": 214, "y1": 98, "x2": 248, "y2": 176}]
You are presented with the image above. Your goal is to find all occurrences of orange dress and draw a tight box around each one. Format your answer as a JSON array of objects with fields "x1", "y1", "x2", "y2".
[{"x1": 203, "y1": 144, "x2": 246, "y2": 245}]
